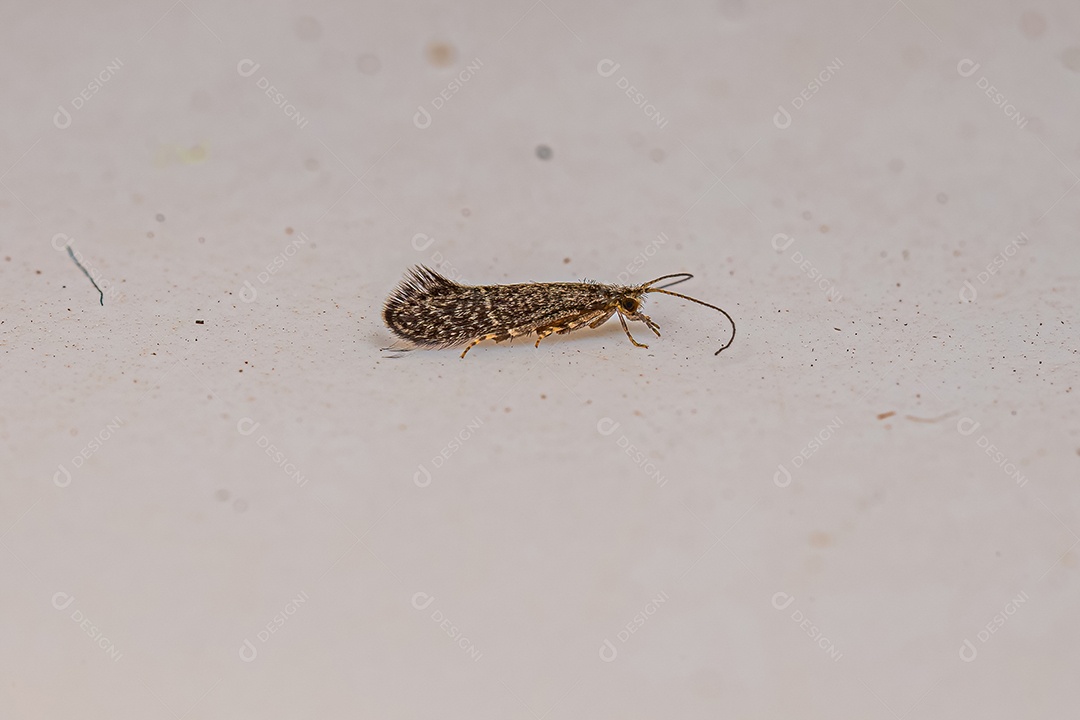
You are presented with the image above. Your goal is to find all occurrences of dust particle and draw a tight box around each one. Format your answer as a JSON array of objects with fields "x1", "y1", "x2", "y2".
[
  {"x1": 156, "y1": 213, "x2": 165, "y2": 222},
  {"x1": 563, "y1": 257, "x2": 571, "y2": 264},
  {"x1": 426, "y1": 41, "x2": 457, "y2": 67},
  {"x1": 215, "y1": 489, "x2": 230, "y2": 501},
  {"x1": 536, "y1": 144, "x2": 553, "y2": 160},
  {"x1": 285, "y1": 227, "x2": 294, "y2": 235},
  {"x1": 650, "y1": 148, "x2": 665, "y2": 162}
]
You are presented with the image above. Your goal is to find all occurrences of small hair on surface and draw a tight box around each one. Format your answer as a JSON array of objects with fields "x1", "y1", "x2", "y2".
[{"x1": 382, "y1": 265, "x2": 735, "y2": 358}]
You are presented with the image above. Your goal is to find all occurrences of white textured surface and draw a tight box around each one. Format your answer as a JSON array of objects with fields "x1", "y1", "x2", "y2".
[{"x1": 2, "y1": 1, "x2": 1079, "y2": 717}]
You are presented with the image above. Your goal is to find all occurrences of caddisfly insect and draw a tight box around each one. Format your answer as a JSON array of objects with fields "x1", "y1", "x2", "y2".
[{"x1": 382, "y1": 265, "x2": 736, "y2": 358}]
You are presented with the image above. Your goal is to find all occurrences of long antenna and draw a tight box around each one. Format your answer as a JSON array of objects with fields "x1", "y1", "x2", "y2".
[
  {"x1": 643, "y1": 272, "x2": 694, "y2": 290},
  {"x1": 644, "y1": 287, "x2": 736, "y2": 355}
]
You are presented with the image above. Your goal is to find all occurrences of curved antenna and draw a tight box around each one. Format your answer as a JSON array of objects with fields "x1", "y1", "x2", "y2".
[
  {"x1": 641, "y1": 272, "x2": 693, "y2": 290},
  {"x1": 644, "y1": 287, "x2": 736, "y2": 355}
]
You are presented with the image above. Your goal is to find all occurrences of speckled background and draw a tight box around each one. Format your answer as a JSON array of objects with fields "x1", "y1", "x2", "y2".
[{"x1": 2, "y1": 1, "x2": 1078, "y2": 717}]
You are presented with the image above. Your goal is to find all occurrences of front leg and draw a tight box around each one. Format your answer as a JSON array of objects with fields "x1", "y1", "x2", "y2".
[
  {"x1": 630, "y1": 312, "x2": 661, "y2": 337},
  {"x1": 618, "y1": 311, "x2": 649, "y2": 348}
]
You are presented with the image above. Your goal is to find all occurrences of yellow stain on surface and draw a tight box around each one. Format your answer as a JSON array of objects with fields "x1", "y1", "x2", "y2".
[{"x1": 154, "y1": 143, "x2": 209, "y2": 167}]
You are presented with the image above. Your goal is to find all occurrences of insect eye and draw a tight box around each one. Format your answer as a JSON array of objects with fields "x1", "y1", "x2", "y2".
[{"x1": 619, "y1": 298, "x2": 637, "y2": 313}]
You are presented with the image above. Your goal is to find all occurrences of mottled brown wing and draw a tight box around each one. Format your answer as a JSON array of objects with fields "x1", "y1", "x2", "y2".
[{"x1": 383, "y1": 266, "x2": 615, "y2": 347}]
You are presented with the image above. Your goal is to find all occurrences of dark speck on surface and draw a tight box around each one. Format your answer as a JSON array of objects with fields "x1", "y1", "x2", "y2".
[
  {"x1": 536, "y1": 144, "x2": 553, "y2": 160},
  {"x1": 426, "y1": 41, "x2": 456, "y2": 67}
]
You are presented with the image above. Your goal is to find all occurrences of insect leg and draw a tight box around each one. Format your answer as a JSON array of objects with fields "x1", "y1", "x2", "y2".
[
  {"x1": 533, "y1": 306, "x2": 617, "y2": 345},
  {"x1": 559, "y1": 309, "x2": 608, "y2": 333},
  {"x1": 460, "y1": 340, "x2": 481, "y2": 358},
  {"x1": 535, "y1": 328, "x2": 559, "y2": 347},
  {"x1": 588, "y1": 309, "x2": 616, "y2": 329},
  {"x1": 632, "y1": 312, "x2": 661, "y2": 337},
  {"x1": 460, "y1": 333, "x2": 501, "y2": 358},
  {"x1": 618, "y1": 311, "x2": 649, "y2": 349},
  {"x1": 534, "y1": 309, "x2": 608, "y2": 347}
]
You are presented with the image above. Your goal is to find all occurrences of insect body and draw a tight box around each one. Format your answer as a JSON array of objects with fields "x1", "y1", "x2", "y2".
[{"x1": 382, "y1": 265, "x2": 735, "y2": 358}]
